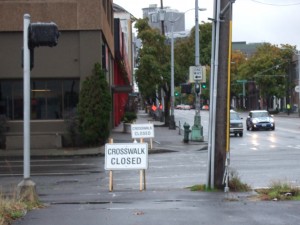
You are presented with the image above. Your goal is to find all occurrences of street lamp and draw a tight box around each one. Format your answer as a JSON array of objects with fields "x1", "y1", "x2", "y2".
[
  {"x1": 169, "y1": 15, "x2": 176, "y2": 129},
  {"x1": 167, "y1": 8, "x2": 198, "y2": 129},
  {"x1": 158, "y1": 6, "x2": 206, "y2": 129}
]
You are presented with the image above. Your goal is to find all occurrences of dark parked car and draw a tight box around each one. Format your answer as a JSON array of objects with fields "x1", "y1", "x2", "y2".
[
  {"x1": 246, "y1": 110, "x2": 275, "y2": 131},
  {"x1": 230, "y1": 110, "x2": 243, "y2": 137}
]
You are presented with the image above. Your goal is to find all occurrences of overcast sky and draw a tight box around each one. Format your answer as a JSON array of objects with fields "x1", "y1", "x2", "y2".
[{"x1": 114, "y1": 0, "x2": 300, "y2": 49}]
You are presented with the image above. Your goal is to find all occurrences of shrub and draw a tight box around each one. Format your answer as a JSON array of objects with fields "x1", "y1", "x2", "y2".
[
  {"x1": 77, "y1": 63, "x2": 111, "y2": 146},
  {"x1": 122, "y1": 111, "x2": 137, "y2": 123},
  {"x1": 63, "y1": 110, "x2": 81, "y2": 147},
  {"x1": 0, "y1": 189, "x2": 42, "y2": 225},
  {"x1": 256, "y1": 180, "x2": 300, "y2": 201},
  {"x1": 228, "y1": 169, "x2": 251, "y2": 192}
]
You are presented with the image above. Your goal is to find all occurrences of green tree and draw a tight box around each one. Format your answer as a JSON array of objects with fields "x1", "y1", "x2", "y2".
[
  {"x1": 77, "y1": 63, "x2": 111, "y2": 146},
  {"x1": 230, "y1": 50, "x2": 247, "y2": 108},
  {"x1": 135, "y1": 18, "x2": 171, "y2": 125},
  {"x1": 174, "y1": 23, "x2": 212, "y2": 69},
  {"x1": 134, "y1": 20, "x2": 212, "y2": 117},
  {"x1": 238, "y1": 43, "x2": 295, "y2": 108},
  {"x1": 174, "y1": 22, "x2": 212, "y2": 105}
]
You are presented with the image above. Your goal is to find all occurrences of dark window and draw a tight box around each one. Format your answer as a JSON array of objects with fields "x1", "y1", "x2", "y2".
[
  {"x1": 63, "y1": 79, "x2": 79, "y2": 115},
  {"x1": 0, "y1": 79, "x2": 79, "y2": 120}
]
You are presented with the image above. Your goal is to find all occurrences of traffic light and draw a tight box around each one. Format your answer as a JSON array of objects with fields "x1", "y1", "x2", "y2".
[
  {"x1": 181, "y1": 83, "x2": 192, "y2": 94},
  {"x1": 201, "y1": 83, "x2": 207, "y2": 89},
  {"x1": 195, "y1": 83, "x2": 200, "y2": 94},
  {"x1": 28, "y1": 22, "x2": 60, "y2": 49},
  {"x1": 175, "y1": 91, "x2": 179, "y2": 97}
]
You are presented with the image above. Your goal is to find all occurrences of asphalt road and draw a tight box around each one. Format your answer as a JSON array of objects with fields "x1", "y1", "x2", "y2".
[
  {"x1": 2, "y1": 111, "x2": 300, "y2": 191},
  {"x1": 2, "y1": 110, "x2": 300, "y2": 225},
  {"x1": 176, "y1": 110, "x2": 300, "y2": 188}
]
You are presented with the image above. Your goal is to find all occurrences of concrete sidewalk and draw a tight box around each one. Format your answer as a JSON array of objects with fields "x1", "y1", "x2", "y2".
[
  {"x1": 0, "y1": 110, "x2": 206, "y2": 158},
  {"x1": 1, "y1": 109, "x2": 297, "y2": 158}
]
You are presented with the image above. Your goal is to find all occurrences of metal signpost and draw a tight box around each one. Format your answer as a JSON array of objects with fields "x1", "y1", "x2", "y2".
[
  {"x1": 191, "y1": 0, "x2": 205, "y2": 142},
  {"x1": 237, "y1": 79, "x2": 247, "y2": 108}
]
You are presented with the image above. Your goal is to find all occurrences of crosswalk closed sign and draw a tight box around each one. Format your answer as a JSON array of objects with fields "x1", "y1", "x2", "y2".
[{"x1": 105, "y1": 143, "x2": 148, "y2": 170}]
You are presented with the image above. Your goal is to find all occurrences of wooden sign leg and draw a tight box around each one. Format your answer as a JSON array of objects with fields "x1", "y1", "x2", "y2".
[
  {"x1": 108, "y1": 138, "x2": 114, "y2": 192},
  {"x1": 139, "y1": 169, "x2": 146, "y2": 191},
  {"x1": 143, "y1": 169, "x2": 146, "y2": 190},
  {"x1": 109, "y1": 170, "x2": 113, "y2": 192},
  {"x1": 139, "y1": 170, "x2": 143, "y2": 191}
]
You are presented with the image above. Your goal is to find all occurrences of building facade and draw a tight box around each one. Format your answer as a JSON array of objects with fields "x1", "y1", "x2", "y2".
[
  {"x1": 112, "y1": 4, "x2": 135, "y2": 127},
  {"x1": 0, "y1": 0, "x2": 114, "y2": 149}
]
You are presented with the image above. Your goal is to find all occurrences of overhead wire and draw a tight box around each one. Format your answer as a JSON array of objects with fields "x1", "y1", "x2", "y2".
[{"x1": 250, "y1": 0, "x2": 300, "y2": 6}]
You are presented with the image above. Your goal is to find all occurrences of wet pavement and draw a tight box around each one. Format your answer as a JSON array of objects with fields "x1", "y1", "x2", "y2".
[{"x1": 1, "y1": 110, "x2": 300, "y2": 225}]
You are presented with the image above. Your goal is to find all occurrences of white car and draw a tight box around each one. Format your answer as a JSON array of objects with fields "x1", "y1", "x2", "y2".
[
  {"x1": 230, "y1": 110, "x2": 243, "y2": 137},
  {"x1": 182, "y1": 105, "x2": 191, "y2": 110},
  {"x1": 176, "y1": 104, "x2": 191, "y2": 110},
  {"x1": 175, "y1": 104, "x2": 184, "y2": 109}
]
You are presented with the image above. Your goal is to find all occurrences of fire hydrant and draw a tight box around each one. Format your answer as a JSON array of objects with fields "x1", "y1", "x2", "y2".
[{"x1": 183, "y1": 122, "x2": 191, "y2": 143}]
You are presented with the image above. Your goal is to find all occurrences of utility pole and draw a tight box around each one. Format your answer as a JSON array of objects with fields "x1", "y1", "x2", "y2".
[{"x1": 214, "y1": 0, "x2": 233, "y2": 189}]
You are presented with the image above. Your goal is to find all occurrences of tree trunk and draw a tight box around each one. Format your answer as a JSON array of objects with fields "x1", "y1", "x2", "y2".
[{"x1": 164, "y1": 91, "x2": 170, "y2": 127}]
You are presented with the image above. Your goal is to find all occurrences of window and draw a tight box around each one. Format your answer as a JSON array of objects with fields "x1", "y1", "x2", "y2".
[{"x1": 0, "y1": 79, "x2": 79, "y2": 120}]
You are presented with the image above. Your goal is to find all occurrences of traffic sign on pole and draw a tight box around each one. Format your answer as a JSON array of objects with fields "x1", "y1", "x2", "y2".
[
  {"x1": 193, "y1": 66, "x2": 202, "y2": 80},
  {"x1": 295, "y1": 85, "x2": 300, "y2": 93},
  {"x1": 189, "y1": 66, "x2": 206, "y2": 83}
]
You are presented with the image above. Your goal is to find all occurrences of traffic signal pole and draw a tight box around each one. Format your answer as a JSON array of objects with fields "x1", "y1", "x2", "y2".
[
  {"x1": 18, "y1": 14, "x2": 59, "y2": 200},
  {"x1": 191, "y1": 0, "x2": 204, "y2": 142},
  {"x1": 17, "y1": 14, "x2": 37, "y2": 200}
]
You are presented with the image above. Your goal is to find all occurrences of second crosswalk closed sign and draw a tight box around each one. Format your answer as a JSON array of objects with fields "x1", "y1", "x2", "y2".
[{"x1": 131, "y1": 124, "x2": 154, "y2": 139}]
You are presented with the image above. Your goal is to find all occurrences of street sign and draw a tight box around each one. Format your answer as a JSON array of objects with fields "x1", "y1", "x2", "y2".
[
  {"x1": 236, "y1": 80, "x2": 247, "y2": 83},
  {"x1": 105, "y1": 143, "x2": 148, "y2": 170},
  {"x1": 295, "y1": 85, "x2": 300, "y2": 93},
  {"x1": 193, "y1": 66, "x2": 202, "y2": 81},
  {"x1": 189, "y1": 66, "x2": 206, "y2": 83},
  {"x1": 131, "y1": 124, "x2": 154, "y2": 139}
]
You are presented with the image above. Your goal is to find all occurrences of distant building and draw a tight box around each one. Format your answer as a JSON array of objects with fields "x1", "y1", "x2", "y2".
[
  {"x1": 232, "y1": 41, "x2": 263, "y2": 58},
  {"x1": 142, "y1": 4, "x2": 185, "y2": 35}
]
